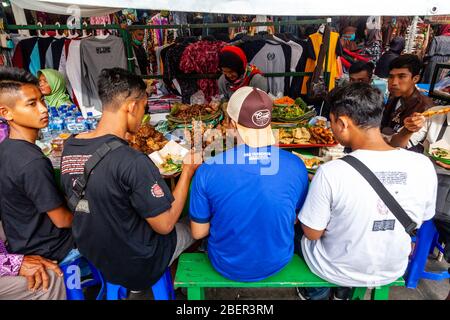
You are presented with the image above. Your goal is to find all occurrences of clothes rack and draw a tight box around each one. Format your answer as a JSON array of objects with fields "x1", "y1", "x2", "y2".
[{"x1": 6, "y1": 18, "x2": 334, "y2": 93}]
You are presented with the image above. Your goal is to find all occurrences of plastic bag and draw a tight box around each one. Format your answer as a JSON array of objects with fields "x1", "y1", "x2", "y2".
[
  {"x1": 0, "y1": 118, "x2": 8, "y2": 144},
  {"x1": 190, "y1": 90, "x2": 206, "y2": 105}
]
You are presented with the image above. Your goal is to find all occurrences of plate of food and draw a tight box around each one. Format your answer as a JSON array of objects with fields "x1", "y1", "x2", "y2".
[
  {"x1": 167, "y1": 101, "x2": 222, "y2": 124},
  {"x1": 272, "y1": 97, "x2": 315, "y2": 123},
  {"x1": 430, "y1": 147, "x2": 450, "y2": 165},
  {"x1": 128, "y1": 123, "x2": 168, "y2": 154},
  {"x1": 292, "y1": 151, "x2": 324, "y2": 172},
  {"x1": 276, "y1": 126, "x2": 337, "y2": 147},
  {"x1": 273, "y1": 96, "x2": 295, "y2": 107},
  {"x1": 149, "y1": 140, "x2": 189, "y2": 176}
]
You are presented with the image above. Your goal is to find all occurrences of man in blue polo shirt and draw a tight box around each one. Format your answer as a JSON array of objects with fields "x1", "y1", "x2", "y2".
[{"x1": 189, "y1": 86, "x2": 309, "y2": 282}]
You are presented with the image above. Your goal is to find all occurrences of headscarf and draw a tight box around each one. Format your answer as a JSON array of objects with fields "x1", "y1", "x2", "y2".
[
  {"x1": 219, "y1": 46, "x2": 263, "y2": 92},
  {"x1": 340, "y1": 26, "x2": 358, "y2": 51},
  {"x1": 37, "y1": 69, "x2": 72, "y2": 108}
]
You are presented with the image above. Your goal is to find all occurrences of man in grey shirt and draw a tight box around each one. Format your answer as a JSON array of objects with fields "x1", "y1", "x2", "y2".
[{"x1": 80, "y1": 36, "x2": 128, "y2": 112}]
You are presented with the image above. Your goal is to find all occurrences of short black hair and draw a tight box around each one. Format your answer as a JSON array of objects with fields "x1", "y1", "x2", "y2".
[
  {"x1": 0, "y1": 67, "x2": 38, "y2": 107},
  {"x1": 388, "y1": 54, "x2": 422, "y2": 77},
  {"x1": 97, "y1": 68, "x2": 147, "y2": 110},
  {"x1": 349, "y1": 61, "x2": 374, "y2": 78},
  {"x1": 327, "y1": 82, "x2": 384, "y2": 129}
]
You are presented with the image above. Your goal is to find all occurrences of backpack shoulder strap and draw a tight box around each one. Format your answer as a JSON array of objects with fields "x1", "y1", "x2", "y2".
[{"x1": 68, "y1": 140, "x2": 124, "y2": 211}]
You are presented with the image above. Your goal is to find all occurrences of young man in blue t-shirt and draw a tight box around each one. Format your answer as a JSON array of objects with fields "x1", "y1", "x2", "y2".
[{"x1": 189, "y1": 86, "x2": 309, "y2": 282}]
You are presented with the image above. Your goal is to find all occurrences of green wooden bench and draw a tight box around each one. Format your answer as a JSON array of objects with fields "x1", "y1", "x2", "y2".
[{"x1": 174, "y1": 253, "x2": 405, "y2": 300}]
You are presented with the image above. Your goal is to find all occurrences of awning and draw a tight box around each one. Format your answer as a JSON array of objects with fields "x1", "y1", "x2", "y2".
[
  {"x1": 13, "y1": 0, "x2": 450, "y2": 16},
  {"x1": 10, "y1": 0, "x2": 120, "y2": 17}
]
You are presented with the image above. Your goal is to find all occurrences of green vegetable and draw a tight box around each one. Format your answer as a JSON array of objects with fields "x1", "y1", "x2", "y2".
[
  {"x1": 294, "y1": 97, "x2": 308, "y2": 110},
  {"x1": 141, "y1": 114, "x2": 151, "y2": 124}
]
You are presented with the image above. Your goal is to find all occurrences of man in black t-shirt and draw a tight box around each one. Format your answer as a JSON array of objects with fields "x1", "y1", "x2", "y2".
[
  {"x1": 0, "y1": 67, "x2": 74, "y2": 295},
  {"x1": 60, "y1": 68, "x2": 200, "y2": 291}
]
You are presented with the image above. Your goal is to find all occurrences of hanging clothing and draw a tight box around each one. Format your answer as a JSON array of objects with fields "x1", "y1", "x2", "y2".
[
  {"x1": 12, "y1": 37, "x2": 38, "y2": 72},
  {"x1": 45, "y1": 38, "x2": 65, "y2": 70},
  {"x1": 37, "y1": 69, "x2": 73, "y2": 108},
  {"x1": 273, "y1": 35, "x2": 305, "y2": 86},
  {"x1": 144, "y1": 29, "x2": 158, "y2": 74},
  {"x1": 29, "y1": 41, "x2": 41, "y2": 76},
  {"x1": 164, "y1": 39, "x2": 198, "y2": 101},
  {"x1": 37, "y1": 37, "x2": 55, "y2": 70},
  {"x1": 301, "y1": 31, "x2": 343, "y2": 95},
  {"x1": 288, "y1": 40, "x2": 308, "y2": 98},
  {"x1": 179, "y1": 40, "x2": 227, "y2": 102},
  {"x1": 243, "y1": 40, "x2": 292, "y2": 96},
  {"x1": 422, "y1": 35, "x2": 450, "y2": 84},
  {"x1": 132, "y1": 43, "x2": 149, "y2": 75},
  {"x1": 362, "y1": 29, "x2": 382, "y2": 64},
  {"x1": 66, "y1": 40, "x2": 87, "y2": 115},
  {"x1": 150, "y1": 13, "x2": 169, "y2": 47},
  {"x1": 90, "y1": 15, "x2": 112, "y2": 36},
  {"x1": 80, "y1": 36, "x2": 127, "y2": 112}
]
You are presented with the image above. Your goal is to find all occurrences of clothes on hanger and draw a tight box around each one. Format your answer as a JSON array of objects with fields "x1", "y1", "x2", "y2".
[
  {"x1": 12, "y1": 37, "x2": 38, "y2": 72},
  {"x1": 239, "y1": 38, "x2": 292, "y2": 96},
  {"x1": 89, "y1": 15, "x2": 112, "y2": 36},
  {"x1": 150, "y1": 13, "x2": 169, "y2": 47},
  {"x1": 274, "y1": 34, "x2": 308, "y2": 98},
  {"x1": 179, "y1": 39, "x2": 227, "y2": 102},
  {"x1": 301, "y1": 31, "x2": 343, "y2": 95},
  {"x1": 45, "y1": 38, "x2": 65, "y2": 69},
  {"x1": 80, "y1": 35, "x2": 127, "y2": 112},
  {"x1": 422, "y1": 35, "x2": 450, "y2": 84},
  {"x1": 66, "y1": 40, "x2": 85, "y2": 114},
  {"x1": 163, "y1": 37, "x2": 199, "y2": 100}
]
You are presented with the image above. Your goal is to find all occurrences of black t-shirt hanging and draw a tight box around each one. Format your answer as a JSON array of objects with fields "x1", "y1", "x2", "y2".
[
  {"x1": 38, "y1": 37, "x2": 55, "y2": 69},
  {"x1": 0, "y1": 139, "x2": 74, "y2": 261},
  {"x1": 17, "y1": 37, "x2": 38, "y2": 73},
  {"x1": 133, "y1": 44, "x2": 149, "y2": 75},
  {"x1": 60, "y1": 135, "x2": 176, "y2": 290},
  {"x1": 51, "y1": 38, "x2": 66, "y2": 70}
]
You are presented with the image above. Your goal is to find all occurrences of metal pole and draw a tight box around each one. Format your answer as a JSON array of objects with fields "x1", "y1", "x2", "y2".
[{"x1": 324, "y1": 17, "x2": 332, "y2": 91}]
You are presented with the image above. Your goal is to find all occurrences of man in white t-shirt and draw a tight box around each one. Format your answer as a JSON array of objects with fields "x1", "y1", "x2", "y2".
[{"x1": 296, "y1": 82, "x2": 437, "y2": 300}]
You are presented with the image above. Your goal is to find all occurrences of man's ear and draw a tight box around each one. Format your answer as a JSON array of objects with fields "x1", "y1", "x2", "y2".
[
  {"x1": 126, "y1": 100, "x2": 138, "y2": 115},
  {"x1": 0, "y1": 105, "x2": 12, "y2": 121},
  {"x1": 412, "y1": 75, "x2": 420, "y2": 84},
  {"x1": 338, "y1": 116, "x2": 350, "y2": 131}
]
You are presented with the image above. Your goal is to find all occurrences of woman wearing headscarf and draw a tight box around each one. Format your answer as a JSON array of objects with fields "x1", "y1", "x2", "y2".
[
  {"x1": 217, "y1": 46, "x2": 267, "y2": 99},
  {"x1": 37, "y1": 69, "x2": 73, "y2": 108},
  {"x1": 340, "y1": 26, "x2": 359, "y2": 52}
]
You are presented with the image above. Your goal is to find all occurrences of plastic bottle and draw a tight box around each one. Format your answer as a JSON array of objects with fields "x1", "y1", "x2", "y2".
[
  {"x1": 75, "y1": 112, "x2": 87, "y2": 133},
  {"x1": 52, "y1": 114, "x2": 64, "y2": 137},
  {"x1": 40, "y1": 126, "x2": 52, "y2": 141},
  {"x1": 85, "y1": 112, "x2": 97, "y2": 131},
  {"x1": 58, "y1": 105, "x2": 67, "y2": 117},
  {"x1": 65, "y1": 113, "x2": 77, "y2": 134}
]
